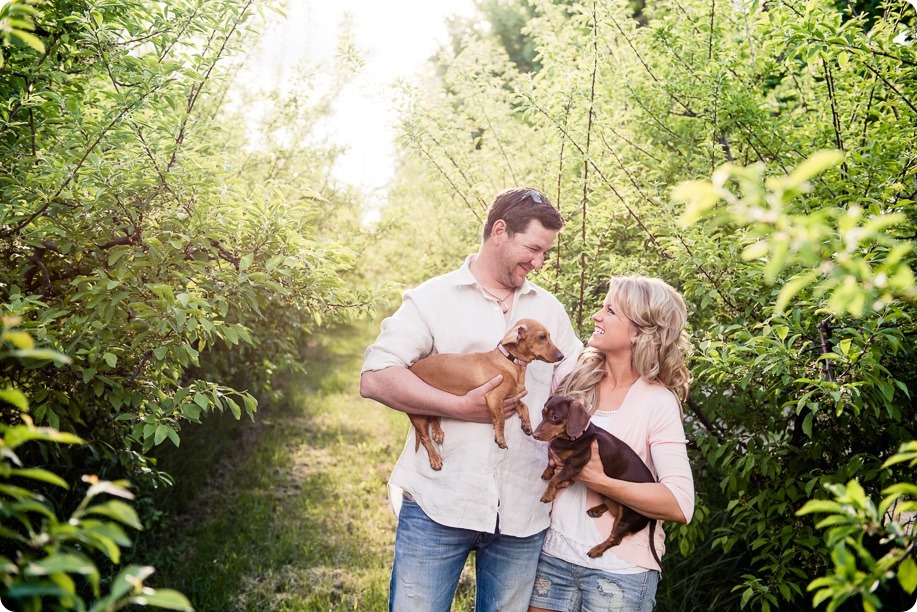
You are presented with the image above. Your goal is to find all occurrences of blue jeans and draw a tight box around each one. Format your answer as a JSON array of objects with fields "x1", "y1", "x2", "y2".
[
  {"x1": 390, "y1": 494, "x2": 547, "y2": 611},
  {"x1": 529, "y1": 552, "x2": 659, "y2": 611}
]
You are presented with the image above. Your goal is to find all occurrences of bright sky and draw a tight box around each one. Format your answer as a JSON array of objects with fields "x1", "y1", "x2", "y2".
[{"x1": 251, "y1": 0, "x2": 478, "y2": 198}]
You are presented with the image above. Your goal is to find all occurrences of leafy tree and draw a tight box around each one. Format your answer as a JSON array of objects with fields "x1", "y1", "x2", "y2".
[
  {"x1": 1, "y1": 314, "x2": 191, "y2": 611},
  {"x1": 375, "y1": 0, "x2": 917, "y2": 608},
  {"x1": 0, "y1": 0, "x2": 44, "y2": 68},
  {"x1": 0, "y1": 0, "x2": 370, "y2": 486},
  {"x1": 797, "y1": 442, "x2": 916, "y2": 612},
  {"x1": 677, "y1": 150, "x2": 915, "y2": 609}
]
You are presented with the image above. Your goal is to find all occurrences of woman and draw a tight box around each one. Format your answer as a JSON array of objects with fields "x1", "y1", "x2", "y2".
[{"x1": 529, "y1": 276, "x2": 695, "y2": 611}]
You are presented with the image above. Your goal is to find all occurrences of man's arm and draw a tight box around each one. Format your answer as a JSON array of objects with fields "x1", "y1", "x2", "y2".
[{"x1": 360, "y1": 366, "x2": 524, "y2": 423}]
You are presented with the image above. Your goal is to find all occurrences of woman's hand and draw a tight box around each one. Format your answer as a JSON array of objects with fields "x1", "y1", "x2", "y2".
[
  {"x1": 573, "y1": 440, "x2": 688, "y2": 523},
  {"x1": 573, "y1": 440, "x2": 607, "y2": 487}
]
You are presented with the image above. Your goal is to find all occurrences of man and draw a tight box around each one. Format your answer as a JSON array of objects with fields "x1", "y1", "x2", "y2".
[{"x1": 360, "y1": 187, "x2": 583, "y2": 611}]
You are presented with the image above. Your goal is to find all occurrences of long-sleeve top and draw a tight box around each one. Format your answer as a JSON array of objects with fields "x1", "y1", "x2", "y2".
[{"x1": 542, "y1": 377, "x2": 694, "y2": 571}]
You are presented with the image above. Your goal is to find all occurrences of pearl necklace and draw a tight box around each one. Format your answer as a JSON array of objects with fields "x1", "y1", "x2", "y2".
[{"x1": 481, "y1": 286, "x2": 514, "y2": 313}]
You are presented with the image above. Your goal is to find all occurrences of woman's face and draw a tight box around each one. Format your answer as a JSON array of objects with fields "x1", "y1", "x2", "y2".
[{"x1": 588, "y1": 292, "x2": 639, "y2": 355}]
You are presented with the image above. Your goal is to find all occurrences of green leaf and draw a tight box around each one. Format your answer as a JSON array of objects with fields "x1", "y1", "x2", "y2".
[
  {"x1": 84, "y1": 479, "x2": 135, "y2": 502},
  {"x1": 4, "y1": 426, "x2": 83, "y2": 450},
  {"x1": 882, "y1": 447, "x2": 917, "y2": 468},
  {"x1": 101, "y1": 565, "x2": 156, "y2": 606},
  {"x1": 802, "y1": 413, "x2": 813, "y2": 439},
  {"x1": 741, "y1": 240, "x2": 769, "y2": 261},
  {"x1": 797, "y1": 500, "x2": 845, "y2": 515},
  {"x1": 838, "y1": 339, "x2": 852, "y2": 357},
  {"x1": 225, "y1": 397, "x2": 241, "y2": 419},
  {"x1": 130, "y1": 588, "x2": 194, "y2": 610},
  {"x1": 0, "y1": 387, "x2": 29, "y2": 411},
  {"x1": 898, "y1": 555, "x2": 917, "y2": 594},
  {"x1": 165, "y1": 426, "x2": 180, "y2": 447},
  {"x1": 103, "y1": 352, "x2": 118, "y2": 367},
  {"x1": 82, "y1": 500, "x2": 142, "y2": 530},
  {"x1": 0, "y1": 554, "x2": 17, "y2": 574},
  {"x1": 846, "y1": 479, "x2": 867, "y2": 506},
  {"x1": 4, "y1": 581, "x2": 78, "y2": 601},
  {"x1": 24, "y1": 553, "x2": 98, "y2": 576},
  {"x1": 239, "y1": 253, "x2": 254, "y2": 271},
  {"x1": 673, "y1": 180, "x2": 721, "y2": 226},
  {"x1": 3, "y1": 330, "x2": 34, "y2": 349},
  {"x1": 75, "y1": 527, "x2": 124, "y2": 563},
  {"x1": 774, "y1": 270, "x2": 818, "y2": 315},
  {"x1": 10, "y1": 498, "x2": 56, "y2": 520},
  {"x1": 12, "y1": 30, "x2": 46, "y2": 53},
  {"x1": 182, "y1": 402, "x2": 201, "y2": 420},
  {"x1": 81, "y1": 520, "x2": 132, "y2": 549},
  {"x1": 10, "y1": 467, "x2": 69, "y2": 488},
  {"x1": 14, "y1": 348, "x2": 71, "y2": 363},
  {"x1": 784, "y1": 150, "x2": 845, "y2": 189}
]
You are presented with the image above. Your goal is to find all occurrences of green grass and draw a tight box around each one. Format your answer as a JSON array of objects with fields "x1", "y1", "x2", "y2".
[{"x1": 144, "y1": 322, "x2": 479, "y2": 610}]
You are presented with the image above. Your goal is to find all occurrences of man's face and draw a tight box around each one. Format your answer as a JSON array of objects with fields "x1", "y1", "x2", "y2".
[{"x1": 496, "y1": 220, "x2": 557, "y2": 288}]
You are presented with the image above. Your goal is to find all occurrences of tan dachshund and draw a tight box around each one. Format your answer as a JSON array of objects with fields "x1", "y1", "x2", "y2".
[
  {"x1": 534, "y1": 395, "x2": 662, "y2": 566},
  {"x1": 408, "y1": 319, "x2": 565, "y2": 470}
]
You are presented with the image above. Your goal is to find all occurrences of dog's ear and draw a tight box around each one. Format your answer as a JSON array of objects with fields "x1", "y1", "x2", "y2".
[
  {"x1": 503, "y1": 323, "x2": 527, "y2": 345},
  {"x1": 565, "y1": 398, "x2": 591, "y2": 439}
]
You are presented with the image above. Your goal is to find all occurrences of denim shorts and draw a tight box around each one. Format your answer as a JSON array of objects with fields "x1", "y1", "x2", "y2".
[{"x1": 529, "y1": 552, "x2": 659, "y2": 611}]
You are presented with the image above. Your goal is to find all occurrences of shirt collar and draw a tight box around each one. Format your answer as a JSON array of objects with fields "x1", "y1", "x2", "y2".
[{"x1": 456, "y1": 254, "x2": 537, "y2": 296}]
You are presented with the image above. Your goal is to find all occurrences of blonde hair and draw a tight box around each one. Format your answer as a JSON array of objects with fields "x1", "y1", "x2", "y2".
[{"x1": 557, "y1": 276, "x2": 692, "y2": 413}]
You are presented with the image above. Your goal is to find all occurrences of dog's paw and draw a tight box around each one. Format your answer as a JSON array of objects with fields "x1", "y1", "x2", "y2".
[
  {"x1": 586, "y1": 546, "x2": 606, "y2": 558},
  {"x1": 586, "y1": 504, "x2": 608, "y2": 518}
]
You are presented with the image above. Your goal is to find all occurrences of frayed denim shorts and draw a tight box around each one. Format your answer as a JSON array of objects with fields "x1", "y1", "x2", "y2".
[{"x1": 529, "y1": 552, "x2": 659, "y2": 611}]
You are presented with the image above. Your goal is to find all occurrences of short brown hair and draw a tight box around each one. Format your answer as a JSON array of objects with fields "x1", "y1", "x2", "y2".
[{"x1": 482, "y1": 187, "x2": 564, "y2": 240}]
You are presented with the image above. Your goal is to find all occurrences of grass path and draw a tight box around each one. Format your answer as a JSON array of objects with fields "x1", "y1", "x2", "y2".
[{"x1": 152, "y1": 323, "x2": 412, "y2": 610}]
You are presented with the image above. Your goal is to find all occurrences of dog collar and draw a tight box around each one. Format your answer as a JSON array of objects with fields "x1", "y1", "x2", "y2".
[{"x1": 497, "y1": 342, "x2": 528, "y2": 366}]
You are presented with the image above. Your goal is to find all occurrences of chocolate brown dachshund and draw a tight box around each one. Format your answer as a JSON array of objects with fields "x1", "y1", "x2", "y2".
[{"x1": 534, "y1": 394, "x2": 662, "y2": 566}]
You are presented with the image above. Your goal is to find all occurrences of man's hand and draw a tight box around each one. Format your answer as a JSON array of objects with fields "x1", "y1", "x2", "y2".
[{"x1": 459, "y1": 375, "x2": 528, "y2": 423}]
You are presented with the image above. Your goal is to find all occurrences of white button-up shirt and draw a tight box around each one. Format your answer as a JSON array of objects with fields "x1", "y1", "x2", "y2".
[{"x1": 362, "y1": 255, "x2": 583, "y2": 537}]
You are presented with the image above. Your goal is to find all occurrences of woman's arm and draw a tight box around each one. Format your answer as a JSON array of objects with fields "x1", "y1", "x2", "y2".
[{"x1": 574, "y1": 439, "x2": 691, "y2": 523}]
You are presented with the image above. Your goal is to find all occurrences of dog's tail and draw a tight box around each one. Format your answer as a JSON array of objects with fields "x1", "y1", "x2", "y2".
[{"x1": 649, "y1": 520, "x2": 662, "y2": 568}]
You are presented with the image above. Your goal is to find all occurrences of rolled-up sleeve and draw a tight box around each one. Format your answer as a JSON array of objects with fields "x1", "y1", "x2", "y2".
[
  {"x1": 362, "y1": 292, "x2": 434, "y2": 373},
  {"x1": 649, "y1": 401, "x2": 695, "y2": 523}
]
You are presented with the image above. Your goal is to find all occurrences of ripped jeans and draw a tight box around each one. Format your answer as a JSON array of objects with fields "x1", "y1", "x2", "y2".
[
  {"x1": 529, "y1": 552, "x2": 659, "y2": 611},
  {"x1": 390, "y1": 494, "x2": 546, "y2": 611}
]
